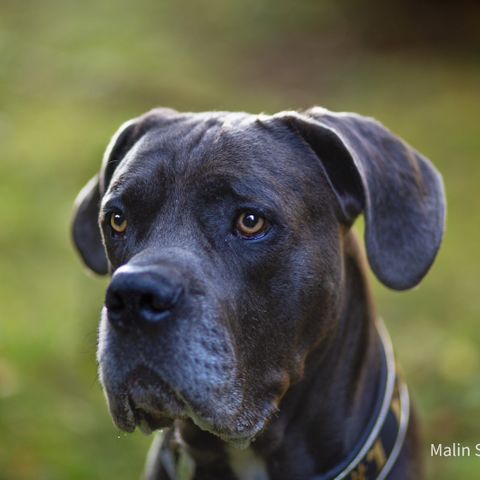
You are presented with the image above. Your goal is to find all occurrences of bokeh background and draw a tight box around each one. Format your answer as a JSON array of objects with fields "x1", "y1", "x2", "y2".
[{"x1": 1, "y1": 1, "x2": 479, "y2": 478}]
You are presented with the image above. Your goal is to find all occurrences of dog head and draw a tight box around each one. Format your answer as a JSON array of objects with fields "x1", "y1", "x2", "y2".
[{"x1": 72, "y1": 107, "x2": 445, "y2": 445}]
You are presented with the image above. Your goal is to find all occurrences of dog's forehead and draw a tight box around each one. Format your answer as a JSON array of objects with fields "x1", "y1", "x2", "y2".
[
  {"x1": 130, "y1": 112, "x2": 283, "y2": 170},
  {"x1": 106, "y1": 111, "x2": 326, "y2": 213}
]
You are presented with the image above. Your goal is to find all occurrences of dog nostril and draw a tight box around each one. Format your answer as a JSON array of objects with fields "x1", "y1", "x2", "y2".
[
  {"x1": 109, "y1": 293, "x2": 124, "y2": 311},
  {"x1": 105, "y1": 288, "x2": 129, "y2": 330},
  {"x1": 134, "y1": 284, "x2": 183, "y2": 326},
  {"x1": 106, "y1": 290, "x2": 125, "y2": 313},
  {"x1": 140, "y1": 293, "x2": 165, "y2": 313}
]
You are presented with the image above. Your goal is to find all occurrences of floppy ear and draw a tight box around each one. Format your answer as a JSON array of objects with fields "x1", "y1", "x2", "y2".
[
  {"x1": 71, "y1": 118, "x2": 141, "y2": 275},
  {"x1": 277, "y1": 107, "x2": 446, "y2": 290},
  {"x1": 71, "y1": 175, "x2": 108, "y2": 274}
]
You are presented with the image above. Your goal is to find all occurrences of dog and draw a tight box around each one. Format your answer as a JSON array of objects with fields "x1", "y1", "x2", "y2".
[{"x1": 72, "y1": 107, "x2": 445, "y2": 480}]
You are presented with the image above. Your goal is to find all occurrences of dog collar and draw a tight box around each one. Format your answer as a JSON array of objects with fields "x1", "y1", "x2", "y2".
[{"x1": 314, "y1": 320, "x2": 410, "y2": 480}]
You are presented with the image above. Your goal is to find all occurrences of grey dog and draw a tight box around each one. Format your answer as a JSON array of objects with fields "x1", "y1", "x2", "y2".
[{"x1": 72, "y1": 107, "x2": 445, "y2": 480}]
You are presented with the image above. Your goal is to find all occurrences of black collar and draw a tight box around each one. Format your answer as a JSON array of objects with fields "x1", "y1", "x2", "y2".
[
  {"x1": 314, "y1": 320, "x2": 410, "y2": 480},
  {"x1": 153, "y1": 320, "x2": 410, "y2": 480}
]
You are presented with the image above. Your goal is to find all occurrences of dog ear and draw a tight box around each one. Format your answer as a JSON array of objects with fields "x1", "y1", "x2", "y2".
[
  {"x1": 71, "y1": 174, "x2": 108, "y2": 275},
  {"x1": 71, "y1": 118, "x2": 141, "y2": 275},
  {"x1": 277, "y1": 108, "x2": 446, "y2": 290}
]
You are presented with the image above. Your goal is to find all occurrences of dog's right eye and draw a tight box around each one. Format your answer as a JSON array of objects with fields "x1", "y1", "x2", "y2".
[{"x1": 110, "y1": 211, "x2": 128, "y2": 234}]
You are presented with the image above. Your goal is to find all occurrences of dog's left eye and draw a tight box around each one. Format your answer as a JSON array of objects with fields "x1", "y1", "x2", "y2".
[{"x1": 235, "y1": 212, "x2": 269, "y2": 238}]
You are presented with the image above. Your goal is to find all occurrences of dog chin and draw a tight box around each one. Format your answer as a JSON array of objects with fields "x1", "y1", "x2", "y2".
[
  {"x1": 102, "y1": 367, "x2": 275, "y2": 447},
  {"x1": 180, "y1": 390, "x2": 279, "y2": 449},
  {"x1": 187, "y1": 410, "x2": 272, "y2": 449}
]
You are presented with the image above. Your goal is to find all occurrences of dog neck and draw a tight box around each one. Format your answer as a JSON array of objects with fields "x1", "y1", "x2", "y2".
[{"x1": 154, "y1": 231, "x2": 383, "y2": 480}]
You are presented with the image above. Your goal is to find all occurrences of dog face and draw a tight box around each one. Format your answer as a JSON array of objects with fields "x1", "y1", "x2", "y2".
[{"x1": 72, "y1": 108, "x2": 445, "y2": 445}]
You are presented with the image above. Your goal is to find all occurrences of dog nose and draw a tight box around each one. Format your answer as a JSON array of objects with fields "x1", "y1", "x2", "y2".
[{"x1": 105, "y1": 265, "x2": 184, "y2": 330}]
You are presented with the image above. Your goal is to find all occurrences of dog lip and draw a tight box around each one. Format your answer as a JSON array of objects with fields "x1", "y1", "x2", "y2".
[
  {"x1": 109, "y1": 394, "x2": 137, "y2": 433},
  {"x1": 109, "y1": 392, "x2": 175, "y2": 435},
  {"x1": 129, "y1": 398, "x2": 174, "y2": 435},
  {"x1": 120, "y1": 366, "x2": 186, "y2": 433}
]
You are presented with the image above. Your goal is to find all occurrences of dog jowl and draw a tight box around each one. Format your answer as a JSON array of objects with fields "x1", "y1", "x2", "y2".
[{"x1": 72, "y1": 107, "x2": 445, "y2": 480}]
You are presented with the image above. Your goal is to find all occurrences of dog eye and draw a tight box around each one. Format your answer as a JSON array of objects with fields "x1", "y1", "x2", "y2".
[
  {"x1": 110, "y1": 211, "x2": 127, "y2": 234},
  {"x1": 235, "y1": 212, "x2": 268, "y2": 238}
]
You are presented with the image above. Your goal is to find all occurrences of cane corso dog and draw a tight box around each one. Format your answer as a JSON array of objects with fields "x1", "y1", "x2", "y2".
[{"x1": 72, "y1": 107, "x2": 445, "y2": 480}]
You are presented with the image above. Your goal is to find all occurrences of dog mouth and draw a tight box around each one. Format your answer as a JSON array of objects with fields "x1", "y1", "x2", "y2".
[
  {"x1": 107, "y1": 365, "x2": 187, "y2": 435},
  {"x1": 128, "y1": 397, "x2": 177, "y2": 435},
  {"x1": 129, "y1": 403, "x2": 173, "y2": 434},
  {"x1": 103, "y1": 364, "x2": 276, "y2": 445}
]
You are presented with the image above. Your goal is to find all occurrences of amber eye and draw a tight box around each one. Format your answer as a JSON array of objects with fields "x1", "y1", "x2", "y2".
[
  {"x1": 235, "y1": 212, "x2": 268, "y2": 238},
  {"x1": 110, "y1": 211, "x2": 127, "y2": 234}
]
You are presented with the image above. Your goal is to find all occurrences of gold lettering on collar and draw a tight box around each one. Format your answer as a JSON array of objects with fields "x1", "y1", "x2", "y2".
[
  {"x1": 367, "y1": 440, "x2": 387, "y2": 470},
  {"x1": 351, "y1": 462, "x2": 367, "y2": 480}
]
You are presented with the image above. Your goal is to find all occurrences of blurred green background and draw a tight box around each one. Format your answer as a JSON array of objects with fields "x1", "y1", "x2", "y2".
[{"x1": 0, "y1": 1, "x2": 479, "y2": 478}]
